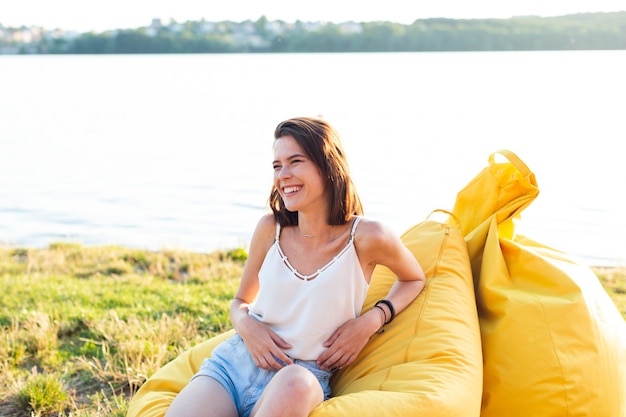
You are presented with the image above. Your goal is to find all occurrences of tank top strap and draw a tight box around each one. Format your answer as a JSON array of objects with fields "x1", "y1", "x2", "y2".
[{"x1": 350, "y1": 216, "x2": 362, "y2": 239}]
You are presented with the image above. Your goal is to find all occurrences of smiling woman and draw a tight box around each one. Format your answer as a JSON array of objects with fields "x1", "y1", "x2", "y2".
[
  {"x1": 149, "y1": 116, "x2": 427, "y2": 417},
  {"x1": 127, "y1": 211, "x2": 484, "y2": 417}
]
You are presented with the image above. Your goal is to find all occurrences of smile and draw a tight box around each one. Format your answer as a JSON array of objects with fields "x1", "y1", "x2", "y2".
[{"x1": 283, "y1": 186, "x2": 301, "y2": 195}]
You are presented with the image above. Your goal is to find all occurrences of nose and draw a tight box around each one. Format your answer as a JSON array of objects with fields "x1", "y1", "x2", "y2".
[{"x1": 276, "y1": 165, "x2": 291, "y2": 179}]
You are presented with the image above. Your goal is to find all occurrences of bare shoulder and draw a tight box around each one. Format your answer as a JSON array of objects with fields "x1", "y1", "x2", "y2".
[
  {"x1": 354, "y1": 217, "x2": 398, "y2": 246},
  {"x1": 353, "y1": 217, "x2": 424, "y2": 282},
  {"x1": 248, "y1": 214, "x2": 277, "y2": 257},
  {"x1": 353, "y1": 217, "x2": 405, "y2": 262},
  {"x1": 254, "y1": 213, "x2": 277, "y2": 235}
]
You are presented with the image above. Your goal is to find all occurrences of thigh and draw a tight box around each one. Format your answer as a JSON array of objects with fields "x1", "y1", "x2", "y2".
[{"x1": 165, "y1": 376, "x2": 238, "y2": 417}]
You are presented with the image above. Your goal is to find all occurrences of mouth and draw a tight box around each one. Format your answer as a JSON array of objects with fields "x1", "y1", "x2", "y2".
[{"x1": 283, "y1": 185, "x2": 302, "y2": 196}]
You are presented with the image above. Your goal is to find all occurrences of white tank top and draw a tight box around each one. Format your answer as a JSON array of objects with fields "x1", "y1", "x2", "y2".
[{"x1": 248, "y1": 217, "x2": 368, "y2": 360}]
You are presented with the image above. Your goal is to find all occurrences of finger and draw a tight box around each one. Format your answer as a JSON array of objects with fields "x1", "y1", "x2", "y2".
[
  {"x1": 342, "y1": 352, "x2": 358, "y2": 368},
  {"x1": 331, "y1": 355, "x2": 354, "y2": 371},
  {"x1": 320, "y1": 338, "x2": 348, "y2": 363},
  {"x1": 316, "y1": 346, "x2": 336, "y2": 366},
  {"x1": 319, "y1": 351, "x2": 346, "y2": 371},
  {"x1": 255, "y1": 355, "x2": 270, "y2": 370},
  {"x1": 322, "y1": 333, "x2": 338, "y2": 348},
  {"x1": 323, "y1": 326, "x2": 345, "y2": 347},
  {"x1": 259, "y1": 353, "x2": 282, "y2": 370},
  {"x1": 270, "y1": 332, "x2": 293, "y2": 350},
  {"x1": 272, "y1": 350, "x2": 293, "y2": 367}
]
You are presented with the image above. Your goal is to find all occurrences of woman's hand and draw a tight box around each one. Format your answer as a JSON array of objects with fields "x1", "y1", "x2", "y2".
[
  {"x1": 236, "y1": 315, "x2": 294, "y2": 370},
  {"x1": 316, "y1": 309, "x2": 382, "y2": 371}
]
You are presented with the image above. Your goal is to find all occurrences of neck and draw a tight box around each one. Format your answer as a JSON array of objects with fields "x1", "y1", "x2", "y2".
[
  {"x1": 297, "y1": 218, "x2": 333, "y2": 239},
  {"x1": 298, "y1": 226, "x2": 333, "y2": 238}
]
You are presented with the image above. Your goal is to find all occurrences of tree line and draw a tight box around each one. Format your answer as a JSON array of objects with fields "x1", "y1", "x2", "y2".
[{"x1": 4, "y1": 12, "x2": 626, "y2": 54}]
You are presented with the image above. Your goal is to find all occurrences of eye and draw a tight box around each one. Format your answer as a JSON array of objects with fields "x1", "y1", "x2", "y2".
[{"x1": 273, "y1": 164, "x2": 281, "y2": 171}]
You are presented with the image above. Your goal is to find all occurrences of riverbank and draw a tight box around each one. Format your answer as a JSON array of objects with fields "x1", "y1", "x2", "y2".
[{"x1": 0, "y1": 243, "x2": 624, "y2": 416}]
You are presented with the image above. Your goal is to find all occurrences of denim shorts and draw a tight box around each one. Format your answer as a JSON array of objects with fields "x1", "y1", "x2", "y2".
[{"x1": 192, "y1": 333, "x2": 333, "y2": 417}]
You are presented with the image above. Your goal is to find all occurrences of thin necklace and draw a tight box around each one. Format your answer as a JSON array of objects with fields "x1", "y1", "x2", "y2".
[{"x1": 299, "y1": 225, "x2": 332, "y2": 238}]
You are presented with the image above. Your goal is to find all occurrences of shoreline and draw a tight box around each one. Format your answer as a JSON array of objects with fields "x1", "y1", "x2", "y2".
[{"x1": 1, "y1": 241, "x2": 624, "y2": 272}]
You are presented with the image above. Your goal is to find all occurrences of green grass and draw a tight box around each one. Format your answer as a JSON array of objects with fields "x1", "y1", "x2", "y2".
[
  {"x1": 0, "y1": 243, "x2": 244, "y2": 417},
  {"x1": 0, "y1": 242, "x2": 624, "y2": 416}
]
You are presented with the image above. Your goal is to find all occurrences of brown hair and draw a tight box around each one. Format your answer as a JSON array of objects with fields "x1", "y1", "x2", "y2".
[{"x1": 269, "y1": 117, "x2": 363, "y2": 226}]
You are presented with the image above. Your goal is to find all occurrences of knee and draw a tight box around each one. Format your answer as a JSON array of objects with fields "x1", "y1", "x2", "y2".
[
  {"x1": 253, "y1": 365, "x2": 323, "y2": 416},
  {"x1": 276, "y1": 365, "x2": 320, "y2": 398}
]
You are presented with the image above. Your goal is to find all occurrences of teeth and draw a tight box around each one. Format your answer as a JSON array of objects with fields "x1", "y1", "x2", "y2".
[{"x1": 284, "y1": 186, "x2": 301, "y2": 194}]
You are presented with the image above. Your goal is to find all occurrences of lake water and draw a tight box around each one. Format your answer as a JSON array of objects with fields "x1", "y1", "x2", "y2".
[{"x1": 0, "y1": 51, "x2": 625, "y2": 266}]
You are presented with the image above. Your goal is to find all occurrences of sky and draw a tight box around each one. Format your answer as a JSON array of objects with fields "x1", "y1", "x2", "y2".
[{"x1": 2, "y1": 0, "x2": 626, "y2": 32}]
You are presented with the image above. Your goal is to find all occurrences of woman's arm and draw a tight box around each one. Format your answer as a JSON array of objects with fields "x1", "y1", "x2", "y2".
[
  {"x1": 360, "y1": 219, "x2": 426, "y2": 323},
  {"x1": 317, "y1": 219, "x2": 425, "y2": 371},
  {"x1": 230, "y1": 214, "x2": 294, "y2": 370}
]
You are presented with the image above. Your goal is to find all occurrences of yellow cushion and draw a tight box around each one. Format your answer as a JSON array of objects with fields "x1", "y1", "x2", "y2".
[
  {"x1": 127, "y1": 215, "x2": 483, "y2": 417},
  {"x1": 479, "y1": 232, "x2": 626, "y2": 416},
  {"x1": 452, "y1": 150, "x2": 626, "y2": 416}
]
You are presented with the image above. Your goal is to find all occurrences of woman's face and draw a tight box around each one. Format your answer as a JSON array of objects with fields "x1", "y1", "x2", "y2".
[{"x1": 273, "y1": 135, "x2": 327, "y2": 214}]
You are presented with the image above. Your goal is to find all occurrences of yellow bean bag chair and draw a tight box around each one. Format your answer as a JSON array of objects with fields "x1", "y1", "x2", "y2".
[
  {"x1": 127, "y1": 213, "x2": 483, "y2": 417},
  {"x1": 452, "y1": 150, "x2": 626, "y2": 416}
]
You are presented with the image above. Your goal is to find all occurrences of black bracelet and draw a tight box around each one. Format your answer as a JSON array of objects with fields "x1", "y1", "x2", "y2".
[
  {"x1": 375, "y1": 299, "x2": 396, "y2": 325},
  {"x1": 373, "y1": 304, "x2": 387, "y2": 324},
  {"x1": 373, "y1": 305, "x2": 387, "y2": 334}
]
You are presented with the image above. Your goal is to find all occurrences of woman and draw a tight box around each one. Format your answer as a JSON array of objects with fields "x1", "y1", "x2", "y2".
[{"x1": 165, "y1": 117, "x2": 425, "y2": 417}]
